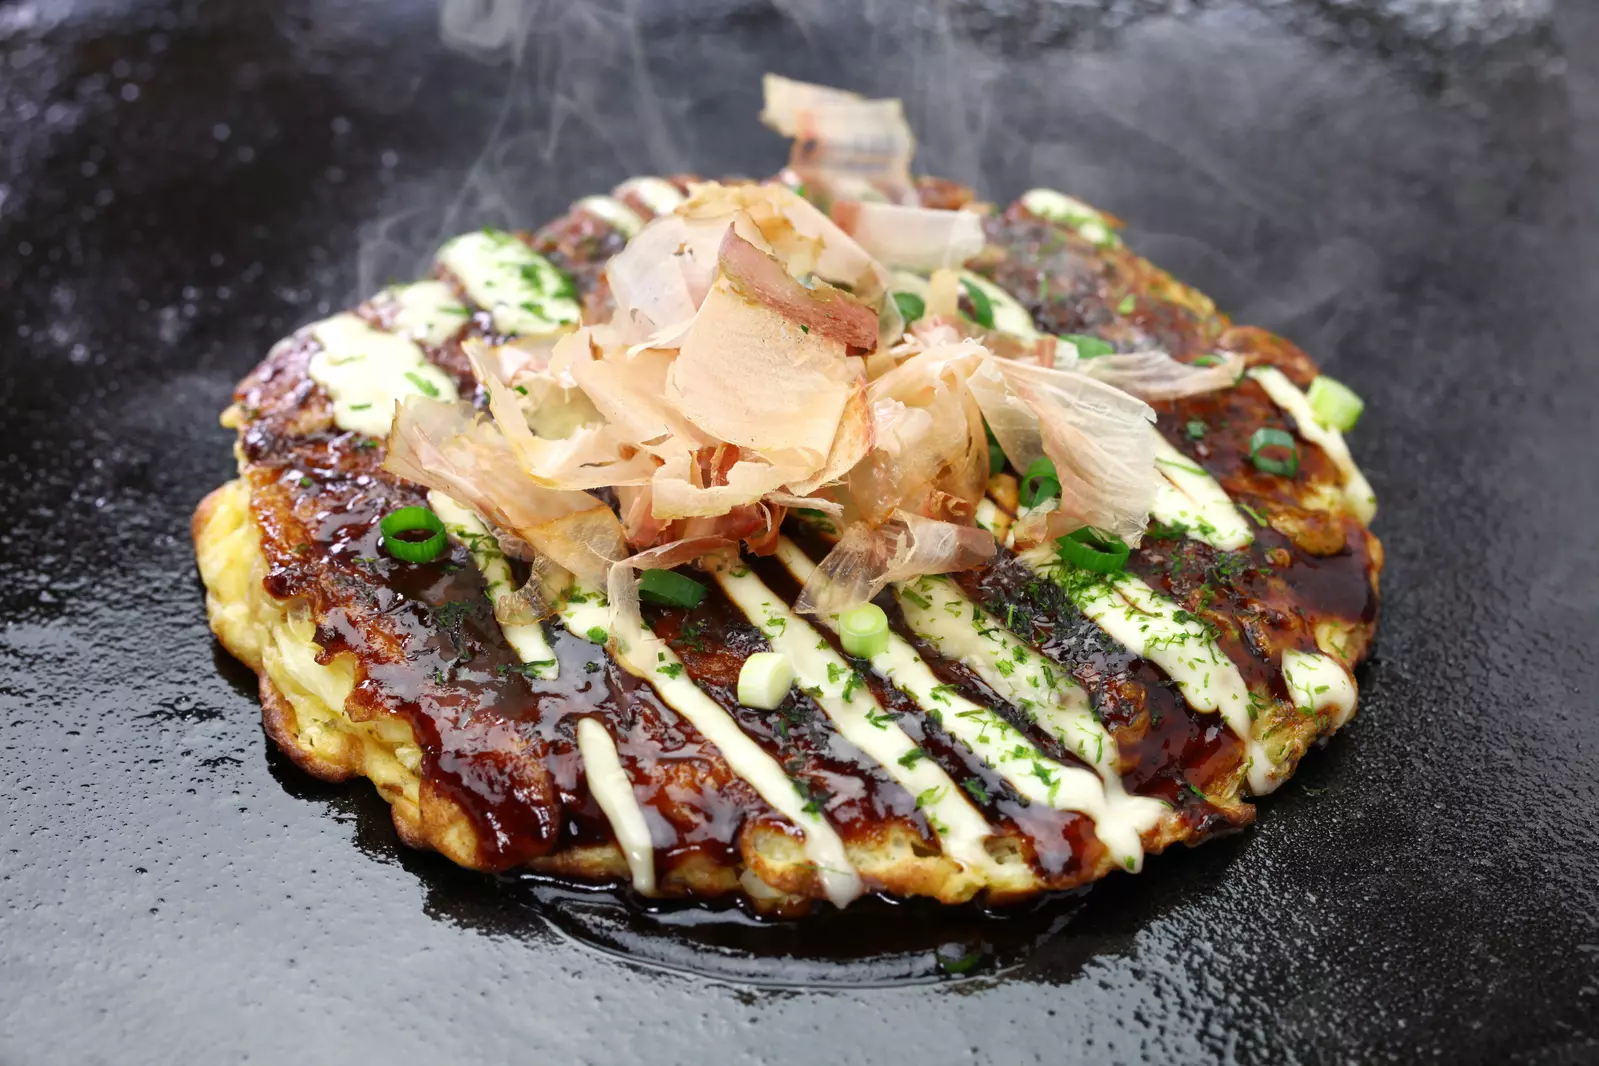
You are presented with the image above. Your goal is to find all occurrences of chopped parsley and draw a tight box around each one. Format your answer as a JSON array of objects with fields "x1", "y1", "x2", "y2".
[
  {"x1": 496, "y1": 660, "x2": 556, "y2": 678},
  {"x1": 403, "y1": 371, "x2": 441, "y2": 398},
  {"x1": 431, "y1": 599, "x2": 480, "y2": 630},
  {"x1": 675, "y1": 619, "x2": 707, "y2": 653}
]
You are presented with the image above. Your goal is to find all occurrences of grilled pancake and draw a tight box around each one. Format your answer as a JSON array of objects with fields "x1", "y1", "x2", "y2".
[{"x1": 193, "y1": 174, "x2": 1381, "y2": 912}]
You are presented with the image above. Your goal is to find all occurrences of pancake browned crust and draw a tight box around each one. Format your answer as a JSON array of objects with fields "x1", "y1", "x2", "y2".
[{"x1": 193, "y1": 175, "x2": 1382, "y2": 912}]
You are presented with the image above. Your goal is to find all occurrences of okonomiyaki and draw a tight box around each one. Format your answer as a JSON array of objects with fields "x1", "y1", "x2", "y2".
[{"x1": 193, "y1": 77, "x2": 1382, "y2": 913}]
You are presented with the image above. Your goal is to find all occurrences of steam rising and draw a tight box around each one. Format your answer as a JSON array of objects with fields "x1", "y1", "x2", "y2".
[{"x1": 354, "y1": 0, "x2": 1521, "y2": 358}]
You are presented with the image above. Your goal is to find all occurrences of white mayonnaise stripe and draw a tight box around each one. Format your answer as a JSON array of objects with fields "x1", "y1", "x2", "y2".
[
  {"x1": 436, "y1": 230, "x2": 581, "y2": 338},
  {"x1": 558, "y1": 586, "x2": 862, "y2": 907},
  {"x1": 1249, "y1": 366, "x2": 1377, "y2": 523},
  {"x1": 613, "y1": 176, "x2": 685, "y2": 217},
  {"x1": 1150, "y1": 433, "x2": 1254, "y2": 550},
  {"x1": 1019, "y1": 188, "x2": 1119, "y2": 248},
  {"x1": 1017, "y1": 544, "x2": 1281, "y2": 795},
  {"x1": 1281, "y1": 649, "x2": 1358, "y2": 729},
  {"x1": 712, "y1": 555, "x2": 1002, "y2": 881},
  {"x1": 426, "y1": 492, "x2": 557, "y2": 678},
  {"x1": 574, "y1": 718, "x2": 657, "y2": 896},
  {"x1": 886, "y1": 574, "x2": 1167, "y2": 870},
  {"x1": 892, "y1": 575, "x2": 1169, "y2": 863},
  {"x1": 575, "y1": 195, "x2": 645, "y2": 238},
  {"x1": 306, "y1": 314, "x2": 458, "y2": 438},
  {"x1": 960, "y1": 270, "x2": 1039, "y2": 340},
  {"x1": 384, "y1": 280, "x2": 472, "y2": 347}
]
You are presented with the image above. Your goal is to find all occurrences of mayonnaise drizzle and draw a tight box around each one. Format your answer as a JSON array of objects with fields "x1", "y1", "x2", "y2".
[
  {"x1": 890, "y1": 573, "x2": 1169, "y2": 870},
  {"x1": 1019, "y1": 188, "x2": 1119, "y2": 247},
  {"x1": 575, "y1": 195, "x2": 645, "y2": 238},
  {"x1": 426, "y1": 492, "x2": 557, "y2": 677},
  {"x1": 305, "y1": 313, "x2": 458, "y2": 438},
  {"x1": 559, "y1": 585, "x2": 863, "y2": 907},
  {"x1": 1281, "y1": 648, "x2": 1358, "y2": 729},
  {"x1": 1150, "y1": 432, "x2": 1254, "y2": 550},
  {"x1": 435, "y1": 229, "x2": 580, "y2": 338},
  {"x1": 384, "y1": 280, "x2": 472, "y2": 346},
  {"x1": 613, "y1": 176, "x2": 685, "y2": 217},
  {"x1": 1018, "y1": 544, "x2": 1281, "y2": 795},
  {"x1": 574, "y1": 717, "x2": 658, "y2": 895},
  {"x1": 960, "y1": 270, "x2": 1039, "y2": 340},
  {"x1": 713, "y1": 553, "x2": 1007, "y2": 883},
  {"x1": 1249, "y1": 366, "x2": 1377, "y2": 523}
]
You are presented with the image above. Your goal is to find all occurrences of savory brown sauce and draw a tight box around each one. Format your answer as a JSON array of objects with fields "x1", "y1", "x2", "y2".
[{"x1": 217, "y1": 179, "x2": 1378, "y2": 900}]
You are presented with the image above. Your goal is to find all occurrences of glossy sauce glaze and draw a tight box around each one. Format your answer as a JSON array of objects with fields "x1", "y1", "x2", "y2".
[{"x1": 216, "y1": 175, "x2": 1379, "y2": 904}]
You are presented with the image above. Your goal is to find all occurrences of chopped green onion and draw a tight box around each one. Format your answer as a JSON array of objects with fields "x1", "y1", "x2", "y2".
[
  {"x1": 1248, "y1": 427, "x2": 1300, "y2": 477},
  {"x1": 1185, "y1": 419, "x2": 1207, "y2": 440},
  {"x1": 1192, "y1": 354, "x2": 1222, "y2": 367},
  {"x1": 988, "y1": 441, "x2": 1006, "y2": 477},
  {"x1": 892, "y1": 291, "x2": 926, "y2": 323},
  {"x1": 960, "y1": 278, "x2": 995, "y2": 329},
  {"x1": 1307, "y1": 375, "x2": 1364, "y2": 432},
  {"x1": 1056, "y1": 527, "x2": 1131, "y2": 573},
  {"x1": 984, "y1": 420, "x2": 1006, "y2": 476},
  {"x1": 1117, "y1": 294, "x2": 1136, "y2": 314},
  {"x1": 1060, "y1": 333, "x2": 1115, "y2": 359},
  {"x1": 637, "y1": 569, "x2": 706, "y2": 609},
  {"x1": 737, "y1": 651, "x2": 794, "y2": 709},
  {"x1": 379, "y1": 506, "x2": 447, "y2": 564},
  {"x1": 1019, "y1": 457, "x2": 1061, "y2": 508},
  {"x1": 839, "y1": 603, "x2": 889, "y2": 659}
]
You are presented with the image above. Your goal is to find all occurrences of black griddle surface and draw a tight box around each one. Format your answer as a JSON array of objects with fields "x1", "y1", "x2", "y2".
[{"x1": 2, "y1": 1, "x2": 1597, "y2": 1062}]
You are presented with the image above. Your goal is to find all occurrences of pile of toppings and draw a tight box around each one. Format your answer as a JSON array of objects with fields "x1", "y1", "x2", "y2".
[{"x1": 377, "y1": 75, "x2": 1336, "y2": 640}]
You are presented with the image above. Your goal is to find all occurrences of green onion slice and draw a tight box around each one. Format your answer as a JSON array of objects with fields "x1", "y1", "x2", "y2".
[
  {"x1": 1019, "y1": 456, "x2": 1061, "y2": 508},
  {"x1": 737, "y1": 651, "x2": 794, "y2": 709},
  {"x1": 839, "y1": 603, "x2": 890, "y2": 659},
  {"x1": 988, "y1": 441, "x2": 1006, "y2": 477},
  {"x1": 892, "y1": 291, "x2": 926, "y2": 324},
  {"x1": 1056, "y1": 527, "x2": 1131, "y2": 573},
  {"x1": 960, "y1": 278, "x2": 995, "y2": 330},
  {"x1": 1060, "y1": 333, "x2": 1115, "y2": 359},
  {"x1": 1307, "y1": 375, "x2": 1364, "y2": 432},
  {"x1": 983, "y1": 420, "x2": 1006, "y2": 476},
  {"x1": 637, "y1": 569, "x2": 707, "y2": 609},
  {"x1": 1248, "y1": 427, "x2": 1300, "y2": 477},
  {"x1": 379, "y1": 506, "x2": 448, "y2": 564}
]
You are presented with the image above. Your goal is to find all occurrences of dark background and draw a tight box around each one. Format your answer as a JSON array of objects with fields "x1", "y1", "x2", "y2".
[{"x1": 2, "y1": 0, "x2": 1597, "y2": 1062}]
